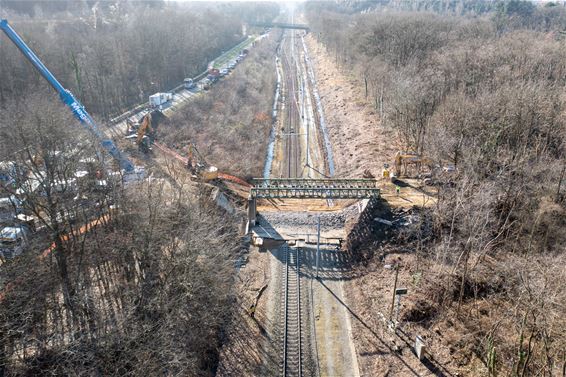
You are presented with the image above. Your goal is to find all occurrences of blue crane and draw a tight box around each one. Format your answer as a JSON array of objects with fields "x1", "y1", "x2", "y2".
[{"x1": 0, "y1": 19, "x2": 136, "y2": 173}]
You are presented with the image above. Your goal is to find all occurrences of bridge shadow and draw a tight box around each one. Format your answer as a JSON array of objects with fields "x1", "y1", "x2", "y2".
[
  {"x1": 251, "y1": 206, "x2": 453, "y2": 377},
  {"x1": 254, "y1": 213, "x2": 363, "y2": 281},
  {"x1": 392, "y1": 178, "x2": 436, "y2": 199},
  {"x1": 299, "y1": 246, "x2": 364, "y2": 281}
]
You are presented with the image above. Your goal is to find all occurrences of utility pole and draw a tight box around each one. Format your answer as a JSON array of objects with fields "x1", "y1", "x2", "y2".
[
  {"x1": 389, "y1": 264, "x2": 399, "y2": 321},
  {"x1": 316, "y1": 215, "x2": 320, "y2": 279},
  {"x1": 393, "y1": 288, "x2": 408, "y2": 329}
]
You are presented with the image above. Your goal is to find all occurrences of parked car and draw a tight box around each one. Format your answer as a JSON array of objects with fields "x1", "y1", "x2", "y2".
[
  {"x1": 183, "y1": 78, "x2": 195, "y2": 89},
  {"x1": 0, "y1": 161, "x2": 16, "y2": 187},
  {"x1": 0, "y1": 196, "x2": 22, "y2": 225},
  {"x1": 199, "y1": 79, "x2": 211, "y2": 91},
  {"x1": 0, "y1": 224, "x2": 31, "y2": 258}
]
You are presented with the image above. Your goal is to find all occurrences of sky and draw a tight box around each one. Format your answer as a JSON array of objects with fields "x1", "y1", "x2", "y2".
[{"x1": 169, "y1": 0, "x2": 303, "y2": 2}]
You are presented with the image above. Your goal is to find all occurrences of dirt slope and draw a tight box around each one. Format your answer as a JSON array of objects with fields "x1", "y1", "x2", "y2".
[{"x1": 305, "y1": 35, "x2": 398, "y2": 179}]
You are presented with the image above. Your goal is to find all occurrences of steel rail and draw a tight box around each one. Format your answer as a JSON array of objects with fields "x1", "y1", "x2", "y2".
[
  {"x1": 281, "y1": 30, "x2": 302, "y2": 179},
  {"x1": 282, "y1": 245, "x2": 302, "y2": 377}
]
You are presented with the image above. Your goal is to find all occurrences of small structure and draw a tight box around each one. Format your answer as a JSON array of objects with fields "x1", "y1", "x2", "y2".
[
  {"x1": 415, "y1": 336, "x2": 426, "y2": 361},
  {"x1": 149, "y1": 92, "x2": 173, "y2": 108}
]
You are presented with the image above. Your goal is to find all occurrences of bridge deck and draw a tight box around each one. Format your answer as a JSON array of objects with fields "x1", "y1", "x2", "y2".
[
  {"x1": 249, "y1": 22, "x2": 310, "y2": 31},
  {"x1": 251, "y1": 178, "x2": 380, "y2": 199}
]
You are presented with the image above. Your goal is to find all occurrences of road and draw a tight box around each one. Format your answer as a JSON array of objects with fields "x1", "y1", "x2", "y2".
[{"x1": 105, "y1": 35, "x2": 258, "y2": 138}]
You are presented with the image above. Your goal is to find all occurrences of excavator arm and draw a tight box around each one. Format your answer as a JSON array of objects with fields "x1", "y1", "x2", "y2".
[{"x1": 136, "y1": 113, "x2": 153, "y2": 145}]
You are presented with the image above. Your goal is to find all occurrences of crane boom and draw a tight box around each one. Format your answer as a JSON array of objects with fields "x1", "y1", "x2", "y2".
[{"x1": 0, "y1": 19, "x2": 135, "y2": 173}]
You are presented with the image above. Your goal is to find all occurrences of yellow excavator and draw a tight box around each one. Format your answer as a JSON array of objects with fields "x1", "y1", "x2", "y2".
[
  {"x1": 186, "y1": 141, "x2": 218, "y2": 181},
  {"x1": 126, "y1": 111, "x2": 160, "y2": 153},
  {"x1": 125, "y1": 113, "x2": 220, "y2": 182},
  {"x1": 136, "y1": 113, "x2": 155, "y2": 153},
  {"x1": 393, "y1": 151, "x2": 434, "y2": 177}
]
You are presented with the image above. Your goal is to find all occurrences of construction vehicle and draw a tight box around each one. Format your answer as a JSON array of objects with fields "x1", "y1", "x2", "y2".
[
  {"x1": 393, "y1": 151, "x2": 457, "y2": 186},
  {"x1": 0, "y1": 19, "x2": 142, "y2": 180},
  {"x1": 125, "y1": 113, "x2": 155, "y2": 154},
  {"x1": 136, "y1": 113, "x2": 154, "y2": 153},
  {"x1": 125, "y1": 110, "x2": 165, "y2": 153},
  {"x1": 393, "y1": 151, "x2": 433, "y2": 178},
  {"x1": 186, "y1": 142, "x2": 218, "y2": 182}
]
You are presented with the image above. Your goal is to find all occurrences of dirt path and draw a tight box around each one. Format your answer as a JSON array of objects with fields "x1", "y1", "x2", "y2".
[{"x1": 309, "y1": 245, "x2": 360, "y2": 377}]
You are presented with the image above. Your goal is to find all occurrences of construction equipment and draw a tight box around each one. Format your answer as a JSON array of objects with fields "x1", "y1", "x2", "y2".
[
  {"x1": 393, "y1": 151, "x2": 433, "y2": 178},
  {"x1": 136, "y1": 114, "x2": 154, "y2": 153},
  {"x1": 0, "y1": 19, "x2": 142, "y2": 179},
  {"x1": 125, "y1": 110, "x2": 164, "y2": 153},
  {"x1": 186, "y1": 142, "x2": 218, "y2": 182}
]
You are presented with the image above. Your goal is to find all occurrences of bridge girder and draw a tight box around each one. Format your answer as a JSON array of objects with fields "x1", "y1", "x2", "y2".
[
  {"x1": 250, "y1": 178, "x2": 380, "y2": 200},
  {"x1": 248, "y1": 22, "x2": 310, "y2": 31}
]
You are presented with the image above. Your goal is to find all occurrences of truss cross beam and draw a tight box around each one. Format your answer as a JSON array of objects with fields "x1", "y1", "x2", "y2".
[{"x1": 250, "y1": 178, "x2": 380, "y2": 200}]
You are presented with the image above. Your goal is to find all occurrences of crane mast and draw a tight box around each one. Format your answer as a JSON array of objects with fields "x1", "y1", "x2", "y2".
[{"x1": 0, "y1": 19, "x2": 135, "y2": 173}]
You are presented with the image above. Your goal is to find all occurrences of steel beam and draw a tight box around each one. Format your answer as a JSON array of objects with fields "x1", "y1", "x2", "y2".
[{"x1": 250, "y1": 178, "x2": 380, "y2": 199}]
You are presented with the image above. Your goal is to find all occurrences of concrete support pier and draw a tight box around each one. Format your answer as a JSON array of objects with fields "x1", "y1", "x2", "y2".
[{"x1": 247, "y1": 196, "x2": 257, "y2": 228}]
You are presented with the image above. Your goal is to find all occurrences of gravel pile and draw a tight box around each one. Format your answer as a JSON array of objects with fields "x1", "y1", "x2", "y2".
[{"x1": 257, "y1": 202, "x2": 364, "y2": 232}]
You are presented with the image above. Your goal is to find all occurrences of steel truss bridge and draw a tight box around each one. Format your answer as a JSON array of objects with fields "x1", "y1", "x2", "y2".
[
  {"x1": 250, "y1": 178, "x2": 380, "y2": 200},
  {"x1": 248, "y1": 22, "x2": 310, "y2": 31}
]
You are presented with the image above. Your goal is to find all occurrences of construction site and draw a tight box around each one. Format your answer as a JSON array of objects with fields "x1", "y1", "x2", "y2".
[{"x1": 0, "y1": 1, "x2": 565, "y2": 376}]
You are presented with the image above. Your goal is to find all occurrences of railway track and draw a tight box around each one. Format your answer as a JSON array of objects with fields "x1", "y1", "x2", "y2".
[
  {"x1": 281, "y1": 244, "x2": 303, "y2": 377},
  {"x1": 281, "y1": 31, "x2": 301, "y2": 179}
]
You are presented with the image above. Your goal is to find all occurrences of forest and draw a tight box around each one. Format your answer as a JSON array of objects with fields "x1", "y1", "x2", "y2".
[
  {"x1": 0, "y1": 0, "x2": 278, "y2": 118},
  {"x1": 0, "y1": 1, "x2": 277, "y2": 374},
  {"x1": 162, "y1": 32, "x2": 278, "y2": 179},
  {"x1": 1, "y1": 0, "x2": 565, "y2": 375},
  {"x1": 306, "y1": 1, "x2": 565, "y2": 375}
]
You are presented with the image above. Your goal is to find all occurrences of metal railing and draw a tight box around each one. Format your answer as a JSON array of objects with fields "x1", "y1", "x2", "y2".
[{"x1": 282, "y1": 245, "x2": 302, "y2": 377}]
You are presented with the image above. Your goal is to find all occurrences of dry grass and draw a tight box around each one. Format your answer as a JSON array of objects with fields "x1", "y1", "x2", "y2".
[{"x1": 160, "y1": 33, "x2": 279, "y2": 179}]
